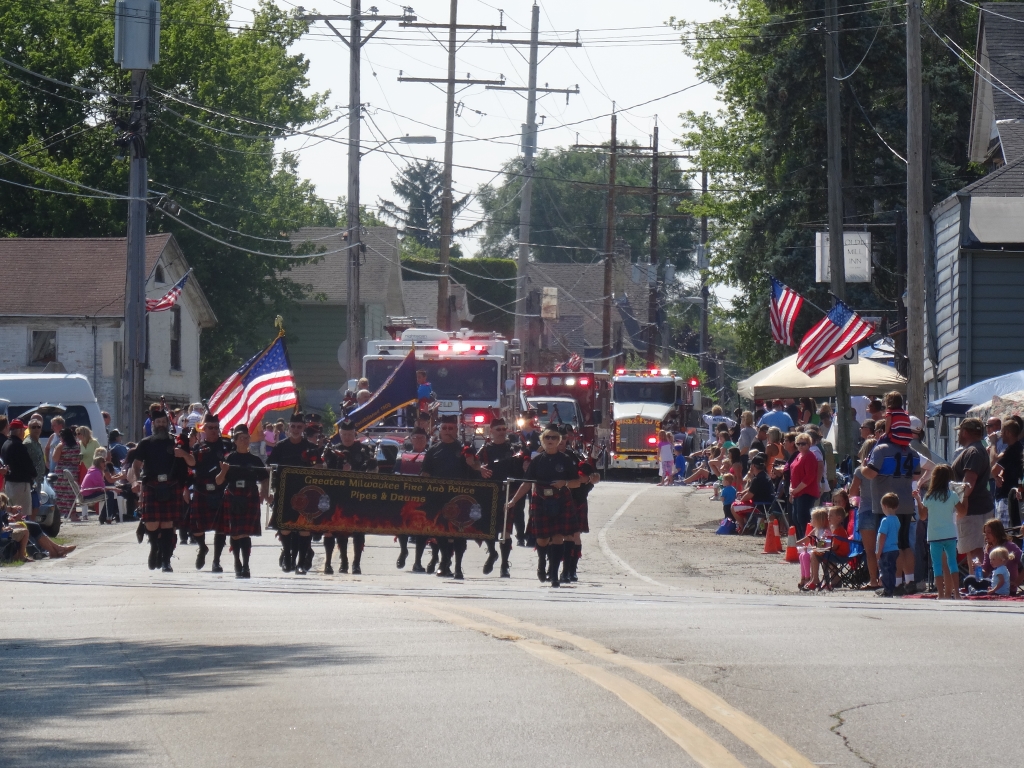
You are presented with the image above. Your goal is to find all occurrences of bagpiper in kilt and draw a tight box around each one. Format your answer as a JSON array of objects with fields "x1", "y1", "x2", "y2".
[
  {"x1": 321, "y1": 418, "x2": 378, "y2": 575},
  {"x1": 474, "y1": 417, "x2": 524, "y2": 578},
  {"x1": 560, "y1": 423, "x2": 600, "y2": 583},
  {"x1": 131, "y1": 404, "x2": 196, "y2": 573},
  {"x1": 189, "y1": 413, "x2": 232, "y2": 571},
  {"x1": 267, "y1": 412, "x2": 321, "y2": 575},
  {"x1": 215, "y1": 424, "x2": 270, "y2": 578},
  {"x1": 505, "y1": 424, "x2": 581, "y2": 588},
  {"x1": 393, "y1": 427, "x2": 429, "y2": 573}
]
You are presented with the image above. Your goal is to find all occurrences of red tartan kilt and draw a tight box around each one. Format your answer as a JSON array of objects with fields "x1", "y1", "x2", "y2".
[
  {"x1": 576, "y1": 500, "x2": 590, "y2": 534},
  {"x1": 221, "y1": 490, "x2": 262, "y2": 537},
  {"x1": 529, "y1": 491, "x2": 577, "y2": 538},
  {"x1": 188, "y1": 490, "x2": 223, "y2": 533},
  {"x1": 141, "y1": 482, "x2": 184, "y2": 524}
]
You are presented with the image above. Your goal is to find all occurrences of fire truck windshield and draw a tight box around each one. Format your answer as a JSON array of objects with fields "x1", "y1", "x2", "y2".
[
  {"x1": 612, "y1": 381, "x2": 676, "y2": 405},
  {"x1": 366, "y1": 359, "x2": 499, "y2": 401}
]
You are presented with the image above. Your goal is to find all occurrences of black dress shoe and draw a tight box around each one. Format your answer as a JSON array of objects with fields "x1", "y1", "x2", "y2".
[
  {"x1": 324, "y1": 563, "x2": 334, "y2": 575},
  {"x1": 235, "y1": 569, "x2": 244, "y2": 579},
  {"x1": 412, "y1": 563, "x2": 426, "y2": 573},
  {"x1": 516, "y1": 537, "x2": 526, "y2": 547},
  {"x1": 162, "y1": 561, "x2": 173, "y2": 573},
  {"x1": 453, "y1": 568, "x2": 464, "y2": 580},
  {"x1": 196, "y1": 545, "x2": 208, "y2": 570},
  {"x1": 295, "y1": 564, "x2": 307, "y2": 575},
  {"x1": 339, "y1": 562, "x2": 349, "y2": 574},
  {"x1": 426, "y1": 558, "x2": 437, "y2": 574},
  {"x1": 148, "y1": 549, "x2": 159, "y2": 570},
  {"x1": 352, "y1": 564, "x2": 361, "y2": 575},
  {"x1": 436, "y1": 566, "x2": 453, "y2": 577},
  {"x1": 397, "y1": 553, "x2": 408, "y2": 569},
  {"x1": 500, "y1": 565, "x2": 511, "y2": 578},
  {"x1": 483, "y1": 553, "x2": 498, "y2": 575},
  {"x1": 242, "y1": 567, "x2": 251, "y2": 579},
  {"x1": 212, "y1": 562, "x2": 223, "y2": 573}
]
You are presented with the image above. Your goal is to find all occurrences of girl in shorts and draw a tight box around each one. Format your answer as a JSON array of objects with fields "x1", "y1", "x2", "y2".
[
  {"x1": 913, "y1": 464, "x2": 960, "y2": 599},
  {"x1": 658, "y1": 430, "x2": 675, "y2": 486}
]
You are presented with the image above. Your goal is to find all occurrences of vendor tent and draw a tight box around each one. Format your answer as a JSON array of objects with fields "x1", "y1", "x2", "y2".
[
  {"x1": 737, "y1": 354, "x2": 907, "y2": 400},
  {"x1": 966, "y1": 390, "x2": 1024, "y2": 423},
  {"x1": 926, "y1": 370, "x2": 1024, "y2": 417}
]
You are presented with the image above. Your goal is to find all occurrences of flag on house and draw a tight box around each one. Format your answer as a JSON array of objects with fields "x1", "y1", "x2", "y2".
[
  {"x1": 146, "y1": 270, "x2": 191, "y2": 313},
  {"x1": 207, "y1": 335, "x2": 298, "y2": 434},
  {"x1": 796, "y1": 300, "x2": 875, "y2": 377},
  {"x1": 768, "y1": 275, "x2": 804, "y2": 346}
]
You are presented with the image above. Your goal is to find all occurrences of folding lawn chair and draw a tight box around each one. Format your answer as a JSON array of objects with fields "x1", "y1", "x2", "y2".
[
  {"x1": 822, "y1": 509, "x2": 869, "y2": 589},
  {"x1": 63, "y1": 469, "x2": 112, "y2": 522}
]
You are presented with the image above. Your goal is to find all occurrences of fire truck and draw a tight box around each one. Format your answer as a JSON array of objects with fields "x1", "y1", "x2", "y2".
[
  {"x1": 517, "y1": 371, "x2": 611, "y2": 443},
  {"x1": 363, "y1": 327, "x2": 521, "y2": 439},
  {"x1": 608, "y1": 368, "x2": 698, "y2": 471}
]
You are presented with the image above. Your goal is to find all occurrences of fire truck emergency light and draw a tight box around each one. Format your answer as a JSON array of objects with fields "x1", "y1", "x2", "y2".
[
  {"x1": 474, "y1": 414, "x2": 486, "y2": 423},
  {"x1": 524, "y1": 375, "x2": 535, "y2": 387},
  {"x1": 578, "y1": 377, "x2": 590, "y2": 386},
  {"x1": 615, "y1": 368, "x2": 626, "y2": 375},
  {"x1": 647, "y1": 436, "x2": 658, "y2": 445},
  {"x1": 689, "y1": 378, "x2": 700, "y2": 388}
]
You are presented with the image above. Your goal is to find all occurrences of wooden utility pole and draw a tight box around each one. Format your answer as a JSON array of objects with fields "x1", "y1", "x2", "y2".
[
  {"x1": 906, "y1": 0, "x2": 926, "y2": 413},
  {"x1": 300, "y1": 5, "x2": 416, "y2": 375},
  {"x1": 124, "y1": 70, "x2": 148, "y2": 441},
  {"x1": 486, "y1": 4, "x2": 579, "y2": 363},
  {"x1": 825, "y1": 0, "x2": 853, "y2": 460},
  {"x1": 646, "y1": 125, "x2": 659, "y2": 365},
  {"x1": 398, "y1": 7, "x2": 505, "y2": 330},
  {"x1": 699, "y1": 169, "x2": 709, "y2": 382},
  {"x1": 602, "y1": 114, "x2": 618, "y2": 362}
]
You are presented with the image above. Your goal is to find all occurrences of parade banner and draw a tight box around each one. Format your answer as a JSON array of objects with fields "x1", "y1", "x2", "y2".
[{"x1": 272, "y1": 466, "x2": 502, "y2": 539}]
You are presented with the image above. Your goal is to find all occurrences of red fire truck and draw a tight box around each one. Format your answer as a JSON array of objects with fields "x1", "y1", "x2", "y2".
[{"x1": 518, "y1": 372, "x2": 611, "y2": 444}]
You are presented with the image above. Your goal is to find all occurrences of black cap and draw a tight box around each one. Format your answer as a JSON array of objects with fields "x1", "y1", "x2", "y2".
[
  {"x1": 231, "y1": 424, "x2": 250, "y2": 437},
  {"x1": 290, "y1": 412, "x2": 305, "y2": 425},
  {"x1": 108, "y1": 429, "x2": 121, "y2": 438},
  {"x1": 440, "y1": 414, "x2": 458, "y2": 425},
  {"x1": 412, "y1": 427, "x2": 428, "y2": 436},
  {"x1": 307, "y1": 413, "x2": 323, "y2": 423},
  {"x1": 417, "y1": 411, "x2": 431, "y2": 421},
  {"x1": 750, "y1": 455, "x2": 766, "y2": 468},
  {"x1": 338, "y1": 418, "x2": 356, "y2": 432},
  {"x1": 491, "y1": 417, "x2": 506, "y2": 427},
  {"x1": 149, "y1": 406, "x2": 166, "y2": 420},
  {"x1": 203, "y1": 412, "x2": 220, "y2": 426}
]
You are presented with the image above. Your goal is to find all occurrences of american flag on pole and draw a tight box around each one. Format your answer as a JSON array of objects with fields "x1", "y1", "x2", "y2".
[
  {"x1": 768, "y1": 275, "x2": 804, "y2": 346},
  {"x1": 206, "y1": 335, "x2": 298, "y2": 434},
  {"x1": 146, "y1": 270, "x2": 191, "y2": 313},
  {"x1": 795, "y1": 300, "x2": 875, "y2": 377}
]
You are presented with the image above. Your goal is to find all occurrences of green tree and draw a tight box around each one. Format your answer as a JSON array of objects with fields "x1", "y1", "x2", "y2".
[
  {"x1": 378, "y1": 159, "x2": 478, "y2": 257},
  {"x1": 476, "y1": 148, "x2": 696, "y2": 269},
  {"x1": 0, "y1": 0, "x2": 341, "y2": 391},
  {"x1": 671, "y1": 0, "x2": 984, "y2": 370}
]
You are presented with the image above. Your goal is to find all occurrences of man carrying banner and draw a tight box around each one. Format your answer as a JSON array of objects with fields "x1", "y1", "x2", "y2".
[
  {"x1": 394, "y1": 426, "x2": 433, "y2": 572},
  {"x1": 421, "y1": 413, "x2": 492, "y2": 579},
  {"x1": 321, "y1": 418, "x2": 378, "y2": 574},
  {"x1": 267, "y1": 412, "x2": 320, "y2": 574},
  {"x1": 189, "y1": 413, "x2": 232, "y2": 571},
  {"x1": 132, "y1": 405, "x2": 196, "y2": 572},
  {"x1": 473, "y1": 417, "x2": 524, "y2": 578},
  {"x1": 505, "y1": 425, "x2": 581, "y2": 588}
]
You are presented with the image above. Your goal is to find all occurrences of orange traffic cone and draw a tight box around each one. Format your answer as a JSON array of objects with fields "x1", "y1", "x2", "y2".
[
  {"x1": 763, "y1": 519, "x2": 782, "y2": 554},
  {"x1": 784, "y1": 526, "x2": 799, "y2": 563}
]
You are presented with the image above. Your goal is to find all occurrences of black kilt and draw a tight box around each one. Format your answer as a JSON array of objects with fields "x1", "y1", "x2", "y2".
[
  {"x1": 528, "y1": 490, "x2": 577, "y2": 538},
  {"x1": 141, "y1": 482, "x2": 184, "y2": 524},
  {"x1": 188, "y1": 489, "x2": 223, "y2": 533},
  {"x1": 221, "y1": 489, "x2": 262, "y2": 538}
]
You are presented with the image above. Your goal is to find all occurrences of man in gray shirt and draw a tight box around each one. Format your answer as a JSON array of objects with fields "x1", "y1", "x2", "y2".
[{"x1": 860, "y1": 438, "x2": 921, "y2": 594}]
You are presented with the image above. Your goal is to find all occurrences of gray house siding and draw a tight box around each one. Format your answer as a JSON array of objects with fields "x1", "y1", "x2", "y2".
[
  {"x1": 969, "y1": 252, "x2": 1024, "y2": 379},
  {"x1": 929, "y1": 200, "x2": 965, "y2": 394}
]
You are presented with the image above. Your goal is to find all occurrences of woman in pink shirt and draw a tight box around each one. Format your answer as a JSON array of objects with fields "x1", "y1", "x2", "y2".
[{"x1": 788, "y1": 434, "x2": 820, "y2": 537}]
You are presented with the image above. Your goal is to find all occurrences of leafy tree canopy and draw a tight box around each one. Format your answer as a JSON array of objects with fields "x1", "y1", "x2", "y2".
[
  {"x1": 0, "y1": 0, "x2": 343, "y2": 391},
  {"x1": 671, "y1": 0, "x2": 984, "y2": 371}
]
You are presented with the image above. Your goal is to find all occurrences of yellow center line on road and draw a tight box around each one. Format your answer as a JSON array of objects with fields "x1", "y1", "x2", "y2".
[
  {"x1": 449, "y1": 604, "x2": 817, "y2": 768},
  {"x1": 411, "y1": 602, "x2": 745, "y2": 768}
]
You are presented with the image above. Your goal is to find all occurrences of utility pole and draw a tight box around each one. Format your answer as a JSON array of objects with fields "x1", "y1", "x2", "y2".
[
  {"x1": 894, "y1": 210, "x2": 908, "y2": 377},
  {"x1": 699, "y1": 169, "x2": 709, "y2": 383},
  {"x1": 486, "y1": 4, "x2": 579, "y2": 363},
  {"x1": 906, "y1": 0, "x2": 926, "y2": 413},
  {"x1": 114, "y1": 0, "x2": 160, "y2": 440},
  {"x1": 398, "y1": 6, "x2": 505, "y2": 330},
  {"x1": 601, "y1": 114, "x2": 619, "y2": 363},
  {"x1": 825, "y1": 0, "x2": 853, "y2": 460},
  {"x1": 300, "y1": 5, "x2": 415, "y2": 377},
  {"x1": 646, "y1": 125, "x2": 659, "y2": 365}
]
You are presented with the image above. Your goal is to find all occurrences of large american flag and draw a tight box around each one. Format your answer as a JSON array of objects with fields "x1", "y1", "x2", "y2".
[
  {"x1": 207, "y1": 336, "x2": 298, "y2": 434},
  {"x1": 796, "y1": 300, "x2": 875, "y2": 377},
  {"x1": 146, "y1": 271, "x2": 190, "y2": 313},
  {"x1": 768, "y1": 275, "x2": 804, "y2": 346}
]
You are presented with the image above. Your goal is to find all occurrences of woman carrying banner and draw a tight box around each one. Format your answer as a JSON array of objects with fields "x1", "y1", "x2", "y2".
[
  {"x1": 505, "y1": 425, "x2": 581, "y2": 588},
  {"x1": 215, "y1": 425, "x2": 269, "y2": 579}
]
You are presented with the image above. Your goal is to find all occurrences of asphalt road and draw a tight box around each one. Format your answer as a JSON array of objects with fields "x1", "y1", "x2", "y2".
[{"x1": 2, "y1": 482, "x2": 1018, "y2": 768}]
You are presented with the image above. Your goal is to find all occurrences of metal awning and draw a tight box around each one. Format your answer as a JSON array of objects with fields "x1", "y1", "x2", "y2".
[{"x1": 962, "y1": 196, "x2": 1024, "y2": 248}]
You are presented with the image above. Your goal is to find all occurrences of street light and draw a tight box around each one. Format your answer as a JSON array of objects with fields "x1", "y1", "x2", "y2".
[{"x1": 362, "y1": 135, "x2": 436, "y2": 156}]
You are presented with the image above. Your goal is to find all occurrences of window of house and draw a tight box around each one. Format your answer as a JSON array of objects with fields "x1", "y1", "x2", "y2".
[
  {"x1": 154, "y1": 265, "x2": 165, "y2": 284},
  {"x1": 29, "y1": 330, "x2": 57, "y2": 366},
  {"x1": 170, "y1": 307, "x2": 182, "y2": 371}
]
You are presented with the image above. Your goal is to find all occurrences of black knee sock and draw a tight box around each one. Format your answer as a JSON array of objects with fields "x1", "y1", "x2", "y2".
[
  {"x1": 537, "y1": 544, "x2": 547, "y2": 572},
  {"x1": 161, "y1": 529, "x2": 176, "y2": 563},
  {"x1": 500, "y1": 541, "x2": 512, "y2": 567},
  {"x1": 547, "y1": 544, "x2": 561, "y2": 580},
  {"x1": 415, "y1": 538, "x2": 426, "y2": 565},
  {"x1": 213, "y1": 533, "x2": 227, "y2": 564},
  {"x1": 194, "y1": 533, "x2": 207, "y2": 551},
  {"x1": 353, "y1": 534, "x2": 364, "y2": 567},
  {"x1": 338, "y1": 536, "x2": 349, "y2": 566},
  {"x1": 399, "y1": 536, "x2": 409, "y2": 555},
  {"x1": 454, "y1": 541, "x2": 465, "y2": 572},
  {"x1": 324, "y1": 535, "x2": 335, "y2": 566},
  {"x1": 486, "y1": 540, "x2": 497, "y2": 557},
  {"x1": 562, "y1": 541, "x2": 574, "y2": 568},
  {"x1": 240, "y1": 539, "x2": 251, "y2": 568},
  {"x1": 289, "y1": 533, "x2": 301, "y2": 568},
  {"x1": 232, "y1": 540, "x2": 242, "y2": 570}
]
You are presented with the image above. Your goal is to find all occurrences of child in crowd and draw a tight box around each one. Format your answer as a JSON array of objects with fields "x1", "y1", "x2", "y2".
[
  {"x1": 883, "y1": 390, "x2": 913, "y2": 447},
  {"x1": 985, "y1": 548, "x2": 1012, "y2": 596},
  {"x1": 658, "y1": 431, "x2": 675, "y2": 486},
  {"x1": 672, "y1": 444, "x2": 687, "y2": 484},
  {"x1": 803, "y1": 506, "x2": 851, "y2": 591},
  {"x1": 963, "y1": 519, "x2": 1022, "y2": 594},
  {"x1": 914, "y1": 464, "x2": 960, "y2": 599},
  {"x1": 720, "y1": 473, "x2": 737, "y2": 519},
  {"x1": 797, "y1": 507, "x2": 830, "y2": 589},
  {"x1": 876, "y1": 492, "x2": 902, "y2": 597}
]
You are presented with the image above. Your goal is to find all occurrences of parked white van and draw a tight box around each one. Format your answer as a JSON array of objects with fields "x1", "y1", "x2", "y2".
[{"x1": 0, "y1": 374, "x2": 107, "y2": 447}]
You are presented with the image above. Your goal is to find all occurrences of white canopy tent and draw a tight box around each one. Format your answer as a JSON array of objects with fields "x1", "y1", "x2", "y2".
[{"x1": 737, "y1": 354, "x2": 907, "y2": 400}]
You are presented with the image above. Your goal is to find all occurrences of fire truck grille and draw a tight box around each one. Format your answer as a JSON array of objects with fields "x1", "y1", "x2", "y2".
[{"x1": 617, "y1": 422, "x2": 657, "y2": 452}]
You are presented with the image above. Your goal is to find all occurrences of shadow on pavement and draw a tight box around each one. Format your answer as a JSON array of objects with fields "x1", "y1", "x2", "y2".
[{"x1": 0, "y1": 638, "x2": 369, "y2": 767}]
